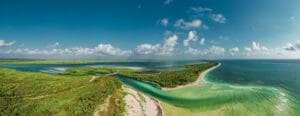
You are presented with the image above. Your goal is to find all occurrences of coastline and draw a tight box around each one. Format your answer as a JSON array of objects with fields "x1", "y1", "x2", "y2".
[
  {"x1": 123, "y1": 86, "x2": 163, "y2": 116},
  {"x1": 162, "y1": 63, "x2": 221, "y2": 91}
]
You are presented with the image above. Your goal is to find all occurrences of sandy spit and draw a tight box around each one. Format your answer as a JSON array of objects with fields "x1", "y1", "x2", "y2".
[
  {"x1": 162, "y1": 63, "x2": 221, "y2": 91},
  {"x1": 123, "y1": 87, "x2": 163, "y2": 116}
]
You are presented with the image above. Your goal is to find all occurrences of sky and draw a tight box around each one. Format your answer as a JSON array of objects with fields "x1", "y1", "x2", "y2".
[{"x1": 1, "y1": 0, "x2": 300, "y2": 59}]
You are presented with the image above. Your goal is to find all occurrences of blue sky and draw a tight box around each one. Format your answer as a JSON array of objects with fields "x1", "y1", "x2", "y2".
[{"x1": 1, "y1": 0, "x2": 300, "y2": 59}]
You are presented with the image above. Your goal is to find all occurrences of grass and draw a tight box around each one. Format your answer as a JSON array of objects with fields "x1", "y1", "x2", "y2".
[
  {"x1": 98, "y1": 89, "x2": 126, "y2": 116},
  {"x1": 65, "y1": 67, "x2": 133, "y2": 76},
  {"x1": 0, "y1": 60, "x2": 219, "y2": 115},
  {"x1": 0, "y1": 68, "x2": 123, "y2": 115}
]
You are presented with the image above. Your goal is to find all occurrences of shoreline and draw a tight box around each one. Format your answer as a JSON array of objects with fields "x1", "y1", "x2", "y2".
[
  {"x1": 162, "y1": 63, "x2": 221, "y2": 91},
  {"x1": 123, "y1": 86, "x2": 164, "y2": 116}
]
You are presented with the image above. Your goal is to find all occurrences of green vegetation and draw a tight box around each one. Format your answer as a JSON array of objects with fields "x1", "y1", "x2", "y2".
[
  {"x1": 0, "y1": 68, "x2": 124, "y2": 115},
  {"x1": 65, "y1": 67, "x2": 114, "y2": 76},
  {"x1": 0, "y1": 60, "x2": 218, "y2": 115},
  {"x1": 98, "y1": 89, "x2": 126, "y2": 116},
  {"x1": 65, "y1": 67, "x2": 133, "y2": 76},
  {"x1": 118, "y1": 62, "x2": 218, "y2": 88}
]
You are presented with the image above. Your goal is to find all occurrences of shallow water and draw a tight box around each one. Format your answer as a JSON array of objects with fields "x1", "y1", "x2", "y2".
[
  {"x1": 1, "y1": 60, "x2": 299, "y2": 115},
  {"x1": 115, "y1": 60, "x2": 300, "y2": 115}
]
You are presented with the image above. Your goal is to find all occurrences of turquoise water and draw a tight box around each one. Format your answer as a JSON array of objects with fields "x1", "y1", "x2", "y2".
[
  {"x1": 1, "y1": 60, "x2": 299, "y2": 115},
  {"x1": 114, "y1": 60, "x2": 300, "y2": 115},
  {"x1": 210, "y1": 60, "x2": 300, "y2": 98}
]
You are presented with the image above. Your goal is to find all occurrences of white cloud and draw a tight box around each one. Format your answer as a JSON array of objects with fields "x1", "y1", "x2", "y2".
[
  {"x1": 184, "y1": 45, "x2": 225, "y2": 56},
  {"x1": 245, "y1": 47, "x2": 252, "y2": 52},
  {"x1": 199, "y1": 38, "x2": 205, "y2": 45},
  {"x1": 134, "y1": 35, "x2": 178, "y2": 56},
  {"x1": 295, "y1": 41, "x2": 300, "y2": 49},
  {"x1": 261, "y1": 46, "x2": 269, "y2": 51},
  {"x1": 161, "y1": 35, "x2": 178, "y2": 55},
  {"x1": 164, "y1": 0, "x2": 173, "y2": 5},
  {"x1": 183, "y1": 31, "x2": 198, "y2": 46},
  {"x1": 243, "y1": 41, "x2": 273, "y2": 57},
  {"x1": 184, "y1": 47, "x2": 201, "y2": 56},
  {"x1": 190, "y1": 6, "x2": 227, "y2": 24},
  {"x1": 229, "y1": 47, "x2": 239, "y2": 52},
  {"x1": 229, "y1": 47, "x2": 239, "y2": 56},
  {"x1": 71, "y1": 47, "x2": 94, "y2": 55},
  {"x1": 283, "y1": 43, "x2": 296, "y2": 51},
  {"x1": 135, "y1": 44, "x2": 160, "y2": 55},
  {"x1": 3, "y1": 43, "x2": 131, "y2": 58},
  {"x1": 252, "y1": 41, "x2": 269, "y2": 51},
  {"x1": 211, "y1": 14, "x2": 226, "y2": 23},
  {"x1": 245, "y1": 41, "x2": 269, "y2": 52},
  {"x1": 0, "y1": 40, "x2": 15, "y2": 47},
  {"x1": 190, "y1": 7, "x2": 212, "y2": 13},
  {"x1": 159, "y1": 18, "x2": 169, "y2": 26},
  {"x1": 94, "y1": 44, "x2": 131, "y2": 56},
  {"x1": 6, "y1": 48, "x2": 68, "y2": 56},
  {"x1": 283, "y1": 41, "x2": 300, "y2": 51},
  {"x1": 252, "y1": 41, "x2": 261, "y2": 51},
  {"x1": 174, "y1": 19, "x2": 202, "y2": 30},
  {"x1": 205, "y1": 45, "x2": 225, "y2": 55}
]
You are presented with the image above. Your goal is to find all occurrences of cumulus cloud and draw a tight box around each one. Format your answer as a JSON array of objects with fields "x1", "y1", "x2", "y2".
[
  {"x1": 134, "y1": 35, "x2": 178, "y2": 56},
  {"x1": 243, "y1": 41, "x2": 273, "y2": 57},
  {"x1": 185, "y1": 47, "x2": 201, "y2": 56},
  {"x1": 229, "y1": 47, "x2": 239, "y2": 56},
  {"x1": 190, "y1": 6, "x2": 212, "y2": 14},
  {"x1": 211, "y1": 14, "x2": 226, "y2": 23},
  {"x1": 229, "y1": 47, "x2": 239, "y2": 52},
  {"x1": 184, "y1": 45, "x2": 225, "y2": 56},
  {"x1": 190, "y1": 6, "x2": 227, "y2": 24},
  {"x1": 252, "y1": 41, "x2": 261, "y2": 51},
  {"x1": 94, "y1": 44, "x2": 131, "y2": 56},
  {"x1": 0, "y1": 40, "x2": 16, "y2": 47},
  {"x1": 162, "y1": 35, "x2": 178, "y2": 55},
  {"x1": 183, "y1": 31, "x2": 198, "y2": 46},
  {"x1": 245, "y1": 41, "x2": 269, "y2": 52},
  {"x1": 244, "y1": 47, "x2": 252, "y2": 52},
  {"x1": 159, "y1": 18, "x2": 169, "y2": 26},
  {"x1": 199, "y1": 38, "x2": 205, "y2": 45},
  {"x1": 6, "y1": 48, "x2": 70, "y2": 56},
  {"x1": 284, "y1": 41, "x2": 300, "y2": 51},
  {"x1": 3, "y1": 43, "x2": 131, "y2": 58},
  {"x1": 283, "y1": 43, "x2": 296, "y2": 51},
  {"x1": 205, "y1": 45, "x2": 225, "y2": 55},
  {"x1": 174, "y1": 19, "x2": 202, "y2": 30},
  {"x1": 135, "y1": 44, "x2": 160, "y2": 55}
]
